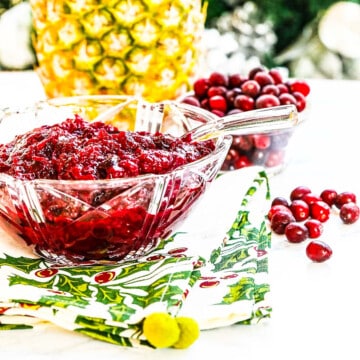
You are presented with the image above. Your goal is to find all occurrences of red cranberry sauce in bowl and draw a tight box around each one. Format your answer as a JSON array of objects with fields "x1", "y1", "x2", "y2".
[{"x1": 0, "y1": 97, "x2": 231, "y2": 265}]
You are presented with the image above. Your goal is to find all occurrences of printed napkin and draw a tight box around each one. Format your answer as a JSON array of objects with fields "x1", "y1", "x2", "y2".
[{"x1": 0, "y1": 167, "x2": 272, "y2": 348}]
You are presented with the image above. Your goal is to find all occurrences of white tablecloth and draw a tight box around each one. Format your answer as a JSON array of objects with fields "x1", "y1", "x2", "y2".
[{"x1": 1, "y1": 71, "x2": 360, "y2": 360}]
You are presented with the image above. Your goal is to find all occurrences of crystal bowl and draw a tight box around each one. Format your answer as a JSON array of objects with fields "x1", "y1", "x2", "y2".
[{"x1": 0, "y1": 95, "x2": 231, "y2": 265}]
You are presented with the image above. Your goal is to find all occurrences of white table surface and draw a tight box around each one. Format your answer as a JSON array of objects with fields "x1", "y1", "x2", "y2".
[{"x1": 1, "y1": 71, "x2": 360, "y2": 360}]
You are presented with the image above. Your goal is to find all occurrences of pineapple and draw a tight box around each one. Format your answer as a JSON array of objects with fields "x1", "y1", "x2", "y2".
[{"x1": 29, "y1": 0, "x2": 207, "y2": 102}]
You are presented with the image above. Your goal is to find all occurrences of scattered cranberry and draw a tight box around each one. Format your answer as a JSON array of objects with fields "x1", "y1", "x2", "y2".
[
  {"x1": 306, "y1": 240, "x2": 333, "y2": 262},
  {"x1": 285, "y1": 222, "x2": 309, "y2": 243},
  {"x1": 290, "y1": 186, "x2": 311, "y2": 201},
  {"x1": 289, "y1": 199, "x2": 310, "y2": 222},
  {"x1": 270, "y1": 211, "x2": 295, "y2": 235},
  {"x1": 334, "y1": 191, "x2": 357, "y2": 209},
  {"x1": 320, "y1": 189, "x2": 338, "y2": 207},
  {"x1": 309, "y1": 201, "x2": 331, "y2": 223},
  {"x1": 269, "y1": 185, "x2": 358, "y2": 263},
  {"x1": 271, "y1": 196, "x2": 289, "y2": 207},
  {"x1": 304, "y1": 219, "x2": 324, "y2": 239},
  {"x1": 302, "y1": 192, "x2": 322, "y2": 206},
  {"x1": 267, "y1": 204, "x2": 292, "y2": 221},
  {"x1": 339, "y1": 202, "x2": 360, "y2": 224}
]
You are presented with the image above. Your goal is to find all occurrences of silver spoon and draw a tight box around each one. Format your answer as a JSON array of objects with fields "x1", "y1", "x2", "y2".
[
  {"x1": 178, "y1": 103, "x2": 298, "y2": 142},
  {"x1": 133, "y1": 101, "x2": 298, "y2": 142},
  {"x1": 93, "y1": 97, "x2": 298, "y2": 141}
]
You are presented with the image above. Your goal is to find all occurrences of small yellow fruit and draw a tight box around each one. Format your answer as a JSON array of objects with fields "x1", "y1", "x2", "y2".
[
  {"x1": 142, "y1": 312, "x2": 180, "y2": 348},
  {"x1": 172, "y1": 317, "x2": 200, "y2": 349}
]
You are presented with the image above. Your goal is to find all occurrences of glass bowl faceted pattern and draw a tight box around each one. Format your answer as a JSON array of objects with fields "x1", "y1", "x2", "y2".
[{"x1": 0, "y1": 96, "x2": 231, "y2": 265}]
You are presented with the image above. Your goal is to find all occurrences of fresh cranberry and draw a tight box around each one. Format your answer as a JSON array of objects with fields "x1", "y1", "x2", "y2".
[
  {"x1": 208, "y1": 72, "x2": 228, "y2": 87},
  {"x1": 290, "y1": 186, "x2": 312, "y2": 201},
  {"x1": 279, "y1": 93, "x2": 297, "y2": 106},
  {"x1": 255, "y1": 94, "x2": 280, "y2": 109},
  {"x1": 209, "y1": 95, "x2": 227, "y2": 113},
  {"x1": 265, "y1": 150, "x2": 285, "y2": 167},
  {"x1": 228, "y1": 73, "x2": 247, "y2": 88},
  {"x1": 270, "y1": 211, "x2": 295, "y2": 235},
  {"x1": 285, "y1": 222, "x2": 308, "y2": 243},
  {"x1": 302, "y1": 192, "x2": 322, "y2": 206},
  {"x1": 289, "y1": 199, "x2": 310, "y2": 221},
  {"x1": 288, "y1": 80, "x2": 311, "y2": 97},
  {"x1": 305, "y1": 219, "x2": 324, "y2": 239},
  {"x1": 339, "y1": 202, "x2": 360, "y2": 224},
  {"x1": 211, "y1": 109, "x2": 225, "y2": 117},
  {"x1": 241, "y1": 80, "x2": 261, "y2": 97},
  {"x1": 207, "y1": 86, "x2": 227, "y2": 98},
  {"x1": 248, "y1": 66, "x2": 266, "y2": 79},
  {"x1": 253, "y1": 71, "x2": 274, "y2": 87},
  {"x1": 181, "y1": 96, "x2": 201, "y2": 107},
  {"x1": 261, "y1": 84, "x2": 280, "y2": 96},
  {"x1": 234, "y1": 155, "x2": 252, "y2": 169},
  {"x1": 320, "y1": 189, "x2": 338, "y2": 207},
  {"x1": 193, "y1": 78, "x2": 209, "y2": 98},
  {"x1": 233, "y1": 94, "x2": 255, "y2": 111},
  {"x1": 267, "y1": 204, "x2": 292, "y2": 221},
  {"x1": 268, "y1": 69, "x2": 283, "y2": 84},
  {"x1": 306, "y1": 240, "x2": 332, "y2": 262},
  {"x1": 181, "y1": 68, "x2": 311, "y2": 172},
  {"x1": 334, "y1": 191, "x2": 357, "y2": 209},
  {"x1": 200, "y1": 98, "x2": 210, "y2": 110},
  {"x1": 232, "y1": 135, "x2": 253, "y2": 151},
  {"x1": 225, "y1": 88, "x2": 242, "y2": 105},
  {"x1": 271, "y1": 196, "x2": 289, "y2": 207},
  {"x1": 252, "y1": 134, "x2": 271, "y2": 149},
  {"x1": 292, "y1": 91, "x2": 307, "y2": 112},
  {"x1": 277, "y1": 83, "x2": 289, "y2": 94},
  {"x1": 226, "y1": 108, "x2": 243, "y2": 116},
  {"x1": 310, "y1": 201, "x2": 331, "y2": 222}
]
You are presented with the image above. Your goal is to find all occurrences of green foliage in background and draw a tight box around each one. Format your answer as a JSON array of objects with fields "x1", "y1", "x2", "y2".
[{"x1": 204, "y1": 0, "x2": 360, "y2": 53}]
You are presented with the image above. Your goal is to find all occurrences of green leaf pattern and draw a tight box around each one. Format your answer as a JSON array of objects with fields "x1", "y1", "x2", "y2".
[{"x1": 0, "y1": 170, "x2": 272, "y2": 347}]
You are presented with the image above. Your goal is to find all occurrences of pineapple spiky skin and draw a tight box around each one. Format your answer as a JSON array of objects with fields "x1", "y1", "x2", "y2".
[{"x1": 29, "y1": 0, "x2": 206, "y2": 102}]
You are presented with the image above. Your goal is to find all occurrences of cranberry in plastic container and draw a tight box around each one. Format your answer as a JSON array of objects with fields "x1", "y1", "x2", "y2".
[{"x1": 180, "y1": 69, "x2": 311, "y2": 175}]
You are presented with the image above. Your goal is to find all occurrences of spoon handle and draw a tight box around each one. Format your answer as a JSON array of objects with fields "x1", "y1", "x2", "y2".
[{"x1": 182, "y1": 104, "x2": 298, "y2": 142}]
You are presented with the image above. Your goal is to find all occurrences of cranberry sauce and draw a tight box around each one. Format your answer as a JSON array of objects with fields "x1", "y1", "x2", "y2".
[
  {"x1": 0, "y1": 115, "x2": 216, "y2": 263},
  {"x1": 0, "y1": 114, "x2": 215, "y2": 180}
]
